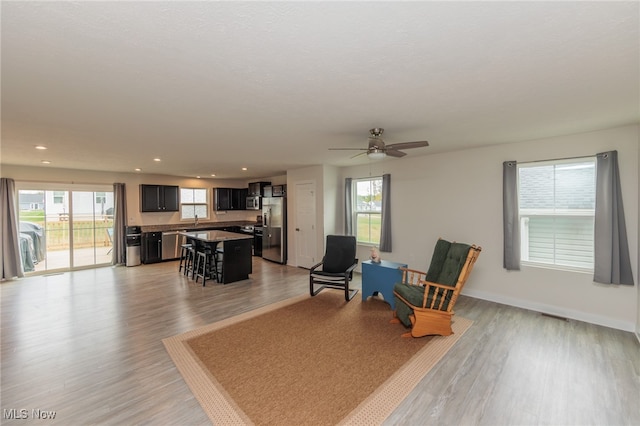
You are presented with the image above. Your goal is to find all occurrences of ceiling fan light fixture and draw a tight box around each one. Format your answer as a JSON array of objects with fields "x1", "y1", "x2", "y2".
[{"x1": 367, "y1": 149, "x2": 386, "y2": 160}]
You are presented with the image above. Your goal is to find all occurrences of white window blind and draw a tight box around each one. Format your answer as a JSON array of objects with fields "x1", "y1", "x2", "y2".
[
  {"x1": 180, "y1": 188, "x2": 208, "y2": 220},
  {"x1": 518, "y1": 158, "x2": 596, "y2": 271}
]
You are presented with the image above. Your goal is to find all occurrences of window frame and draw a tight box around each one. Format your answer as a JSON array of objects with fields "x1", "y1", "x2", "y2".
[
  {"x1": 517, "y1": 157, "x2": 596, "y2": 272},
  {"x1": 351, "y1": 176, "x2": 383, "y2": 246},
  {"x1": 179, "y1": 187, "x2": 209, "y2": 221}
]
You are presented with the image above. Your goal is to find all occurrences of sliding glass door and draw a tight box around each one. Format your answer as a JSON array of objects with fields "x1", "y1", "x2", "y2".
[{"x1": 17, "y1": 184, "x2": 114, "y2": 274}]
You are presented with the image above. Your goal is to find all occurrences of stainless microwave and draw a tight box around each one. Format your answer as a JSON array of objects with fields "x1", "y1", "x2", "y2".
[{"x1": 246, "y1": 196, "x2": 261, "y2": 210}]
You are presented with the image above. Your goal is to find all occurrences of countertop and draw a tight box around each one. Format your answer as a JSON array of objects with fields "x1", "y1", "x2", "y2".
[
  {"x1": 140, "y1": 221, "x2": 259, "y2": 233},
  {"x1": 179, "y1": 230, "x2": 253, "y2": 242}
]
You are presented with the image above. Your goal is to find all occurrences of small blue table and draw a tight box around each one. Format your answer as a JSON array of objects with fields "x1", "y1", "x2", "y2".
[{"x1": 361, "y1": 259, "x2": 408, "y2": 309}]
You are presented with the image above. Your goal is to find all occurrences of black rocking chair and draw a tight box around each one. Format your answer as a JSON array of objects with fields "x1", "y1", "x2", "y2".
[{"x1": 309, "y1": 235, "x2": 359, "y2": 302}]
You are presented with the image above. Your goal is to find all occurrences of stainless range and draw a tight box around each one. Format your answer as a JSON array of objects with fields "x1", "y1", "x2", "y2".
[{"x1": 239, "y1": 225, "x2": 262, "y2": 257}]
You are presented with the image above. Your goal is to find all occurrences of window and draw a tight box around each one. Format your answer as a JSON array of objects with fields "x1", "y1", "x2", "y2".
[
  {"x1": 95, "y1": 192, "x2": 106, "y2": 204},
  {"x1": 518, "y1": 158, "x2": 596, "y2": 271},
  {"x1": 180, "y1": 188, "x2": 208, "y2": 220},
  {"x1": 352, "y1": 177, "x2": 383, "y2": 245},
  {"x1": 53, "y1": 191, "x2": 64, "y2": 204}
]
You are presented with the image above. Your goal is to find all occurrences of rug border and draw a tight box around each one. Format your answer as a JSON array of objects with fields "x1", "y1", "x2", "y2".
[{"x1": 162, "y1": 295, "x2": 472, "y2": 425}]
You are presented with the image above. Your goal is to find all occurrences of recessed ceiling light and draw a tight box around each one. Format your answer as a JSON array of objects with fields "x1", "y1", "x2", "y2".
[
  {"x1": 242, "y1": 167, "x2": 247, "y2": 171},
  {"x1": 210, "y1": 174, "x2": 216, "y2": 177},
  {"x1": 35, "y1": 145, "x2": 47, "y2": 150},
  {"x1": 196, "y1": 176, "x2": 201, "y2": 179},
  {"x1": 135, "y1": 168, "x2": 142, "y2": 172},
  {"x1": 41, "y1": 160, "x2": 51, "y2": 164},
  {"x1": 153, "y1": 158, "x2": 161, "y2": 162}
]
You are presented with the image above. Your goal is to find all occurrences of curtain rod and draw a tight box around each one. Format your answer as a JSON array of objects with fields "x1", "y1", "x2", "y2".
[
  {"x1": 519, "y1": 153, "x2": 603, "y2": 165},
  {"x1": 12, "y1": 178, "x2": 117, "y2": 185}
]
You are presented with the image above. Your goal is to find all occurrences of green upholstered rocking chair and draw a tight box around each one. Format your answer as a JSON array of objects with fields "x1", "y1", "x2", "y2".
[{"x1": 392, "y1": 238, "x2": 481, "y2": 337}]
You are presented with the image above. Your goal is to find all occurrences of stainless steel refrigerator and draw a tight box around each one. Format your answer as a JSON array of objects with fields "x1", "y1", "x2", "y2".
[{"x1": 262, "y1": 197, "x2": 286, "y2": 264}]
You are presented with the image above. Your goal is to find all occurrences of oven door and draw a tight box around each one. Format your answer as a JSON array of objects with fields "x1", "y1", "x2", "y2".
[{"x1": 246, "y1": 196, "x2": 260, "y2": 210}]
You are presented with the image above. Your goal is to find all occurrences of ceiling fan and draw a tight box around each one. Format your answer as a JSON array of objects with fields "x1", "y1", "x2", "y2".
[{"x1": 330, "y1": 128, "x2": 429, "y2": 160}]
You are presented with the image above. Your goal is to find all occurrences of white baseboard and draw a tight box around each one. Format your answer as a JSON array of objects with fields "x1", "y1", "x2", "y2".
[{"x1": 462, "y1": 288, "x2": 635, "y2": 333}]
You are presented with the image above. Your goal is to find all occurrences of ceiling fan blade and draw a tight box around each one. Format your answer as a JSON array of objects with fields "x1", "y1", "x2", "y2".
[
  {"x1": 385, "y1": 140, "x2": 429, "y2": 150},
  {"x1": 385, "y1": 149, "x2": 407, "y2": 158},
  {"x1": 328, "y1": 148, "x2": 367, "y2": 151},
  {"x1": 350, "y1": 151, "x2": 367, "y2": 159}
]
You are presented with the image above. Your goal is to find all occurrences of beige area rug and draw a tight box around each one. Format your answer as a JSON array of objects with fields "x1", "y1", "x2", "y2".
[{"x1": 163, "y1": 291, "x2": 472, "y2": 425}]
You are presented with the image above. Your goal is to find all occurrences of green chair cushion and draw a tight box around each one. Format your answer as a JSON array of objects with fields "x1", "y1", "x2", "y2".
[
  {"x1": 425, "y1": 239, "x2": 451, "y2": 282},
  {"x1": 437, "y1": 242, "x2": 471, "y2": 286},
  {"x1": 394, "y1": 296, "x2": 414, "y2": 327},
  {"x1": 394, "y1": 282, "x2": 426, "y2": 306}
]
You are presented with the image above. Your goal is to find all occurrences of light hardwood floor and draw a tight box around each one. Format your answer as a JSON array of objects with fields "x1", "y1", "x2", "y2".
[{"x1": 1, "y1": 259, "x2": 638, "y2": 425}]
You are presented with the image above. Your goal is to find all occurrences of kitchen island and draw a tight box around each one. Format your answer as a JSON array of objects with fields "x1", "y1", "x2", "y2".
[{"x1": 180, "y1": 230, "x2": 253, "y2": 284}]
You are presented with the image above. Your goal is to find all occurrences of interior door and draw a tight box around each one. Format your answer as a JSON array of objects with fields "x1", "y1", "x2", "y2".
[{"x1": 294, "y1": 181, "x2": 317, "y2": 268}]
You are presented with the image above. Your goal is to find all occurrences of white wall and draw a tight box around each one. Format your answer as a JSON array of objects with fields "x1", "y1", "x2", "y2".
[
  {"x1": 339, "y1": 124, "x2": 639, "y2": 331},
  {"x1": 322, "y1": 165, "x2": 340, "y2": 237}
]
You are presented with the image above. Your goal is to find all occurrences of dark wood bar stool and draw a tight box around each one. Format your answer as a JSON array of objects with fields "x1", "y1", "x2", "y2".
[
  {"x1": 213, "y1": 244, "x2": 224, "y2": 283},
  {"x1": 179, "y1": 243, "x2": 193, "y2": 274},
  {"x1": 194, "y1": 251, "x2": 209, "y2": 285},
  {"x1": 193, "y1": 240, "x2": 215, "y2": 286}
]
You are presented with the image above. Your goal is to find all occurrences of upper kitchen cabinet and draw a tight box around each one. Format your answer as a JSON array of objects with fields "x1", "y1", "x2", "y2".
[
  {"x1": 214, "y1": 187, "x2": 247, "y2": 211},
  {"x1": 248, "y1": 181, "x2": 271, "y2": 197},
  {"x1": 140, "y1": 184, "x2": 179, "y2": 212}
]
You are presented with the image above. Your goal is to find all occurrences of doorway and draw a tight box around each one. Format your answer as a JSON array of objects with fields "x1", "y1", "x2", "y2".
[
  {"x1": 294, "y1": 181, "x2": 317, "y2": 268},
  {"x1": 17, "y1": 185, "x2": 114, "y2": 273}
]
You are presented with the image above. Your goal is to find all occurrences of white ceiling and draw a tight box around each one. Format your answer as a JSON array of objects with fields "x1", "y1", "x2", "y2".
[{"x1": 2, "y1": 1, "x2": 638, "y2": 179}]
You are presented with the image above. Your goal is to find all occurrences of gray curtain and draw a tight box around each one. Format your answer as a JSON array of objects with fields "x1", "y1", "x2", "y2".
[
  {"x1": 344, "y1": 178, "x2": 352, "y2": 235},
  {"x1": 503, "y1": 161, "x2": 520, "y2": 270},
  {"x1": 594, "y1": 151, "x2": 634, "y2": 285},
  {"x1": 379, "y1": 173, "x2": 392, "y2": 252},
  {"x1": 1, "y1": 178, "x2": 24, "y2": 279},
  {"x1": 112, "y1": 183, "x2": 127, "y2": 265}
]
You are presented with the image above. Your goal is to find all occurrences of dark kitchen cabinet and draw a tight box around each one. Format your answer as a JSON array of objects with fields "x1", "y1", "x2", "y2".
[
  {"x1": 214, "y1": 188, "x2": 232, "y2": 211},
  {"x1": 234, "y1": 188, "x2": 248, "y2": 210},
  {"x1": 140, "y1": 185, "x2": 179, "y2": 212},
  {"x1": 214, "y1": 188, "x2": 248, "y2": 211},
  {"x1": 141, "y1": 232, "x2": 162, "y2": 264},
  {"x1": 264, "y1": 185, "x2": 286, "y2": 198},
  {"x1": 248, "y1": 181, "x2": 271, "y2": 197}
]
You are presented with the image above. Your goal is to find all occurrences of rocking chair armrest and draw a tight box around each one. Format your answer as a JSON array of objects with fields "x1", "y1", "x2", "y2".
[
  {"x1": 419, "y1": 280, "x2": 457, "y2": 310},
  {"x1": 398, "y1": 267, "x2": 428, "y2": 286},
  {"x1": 309, "y1": 258, "x2": 326, "y2": 272},
  {"x1": 309, "y1": 264, "x2": 321, "y2": 272},
  {"x1": 420, "y1": 280, "x2": 456, "y2": 291}
]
